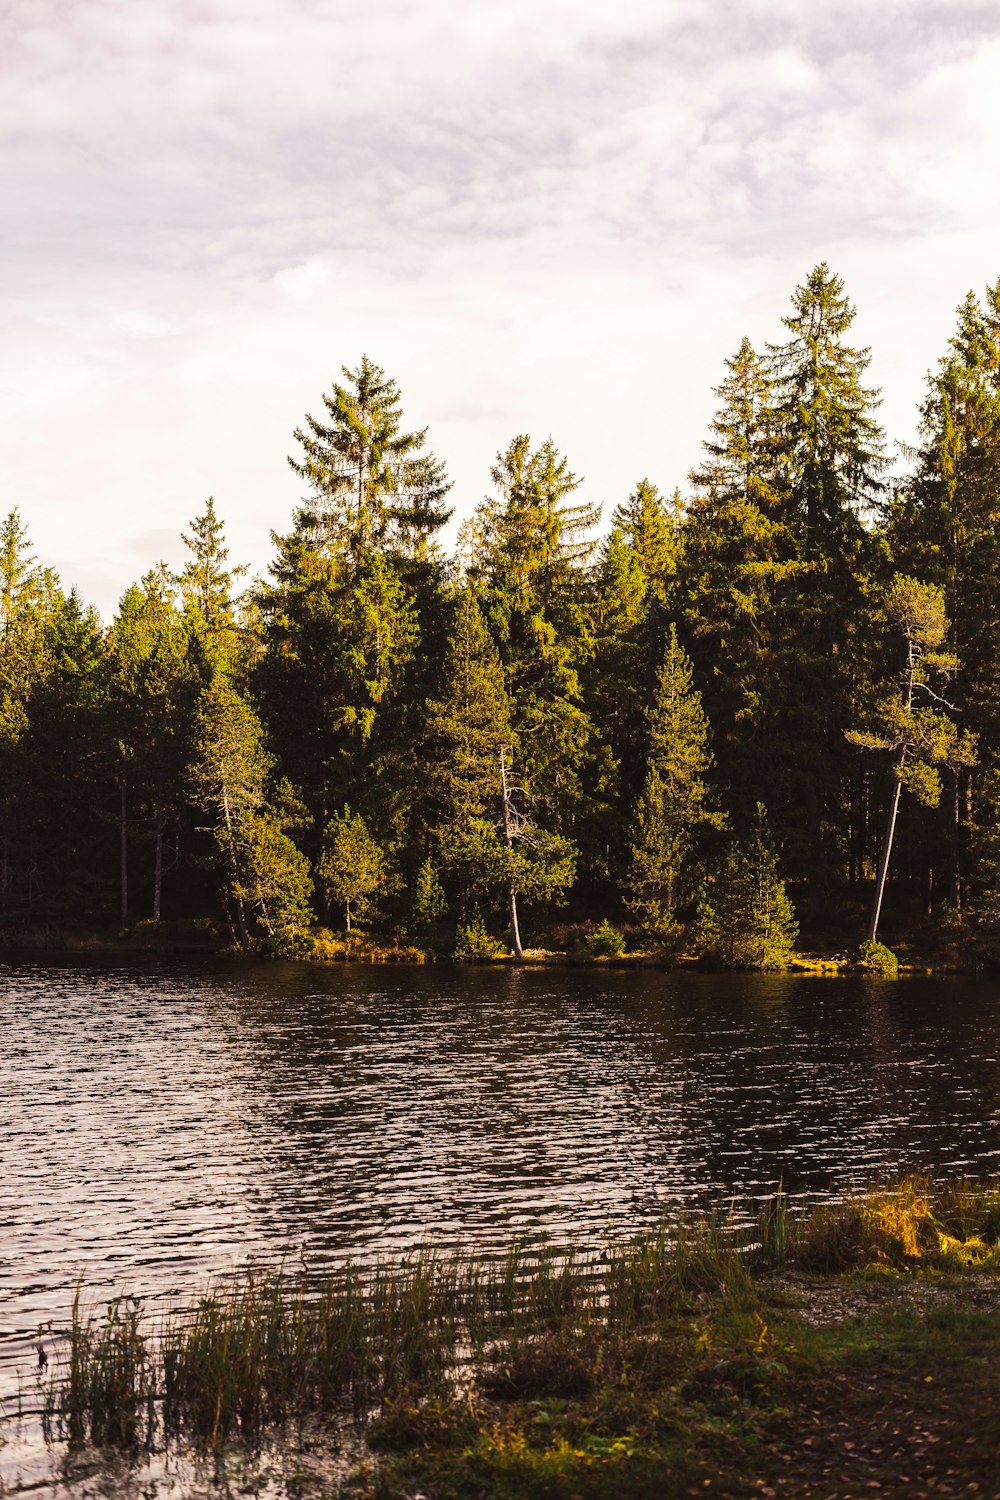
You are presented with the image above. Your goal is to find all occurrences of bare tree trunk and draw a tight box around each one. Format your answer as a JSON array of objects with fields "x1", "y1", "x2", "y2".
[
  {"x1": 222, "y1": 788, "x2": 250, "y2": 949},
  {"x1": 867, "y1": 645, "x2": 915, "y2": 945},
  {"x1": 949, "y1": 771, "x2": 963, "y2": 917},
  {"x1": 120, "y1": 776, "x2": 129, "y2": 928},
  {"x1": 345, "y1": 899, "x2": 351, "y2": 933},
  {"x1": 867, "y1": 775, "x2": 903, "y2": 944},
  {"x1": 152, "y1": 803, "x2": 164, "y2": 926},
  {"x1": 500, "y1": 747, "x2": 524, "y2": 961}
]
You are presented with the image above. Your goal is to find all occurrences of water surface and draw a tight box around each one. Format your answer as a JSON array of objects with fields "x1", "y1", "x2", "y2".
[{"x1": 2, "y1": 959, "x2": 999, "y2": 1486}]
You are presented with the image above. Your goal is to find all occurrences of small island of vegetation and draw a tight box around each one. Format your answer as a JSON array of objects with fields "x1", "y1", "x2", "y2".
[{"x1": 3, "y1": 265, "x2": 1000, "y2": 973}]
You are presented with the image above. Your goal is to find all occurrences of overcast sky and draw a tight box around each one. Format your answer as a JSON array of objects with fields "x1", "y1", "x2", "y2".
[{"x1": 4, "y1": 0, "x2": 1000, "y2": 617}]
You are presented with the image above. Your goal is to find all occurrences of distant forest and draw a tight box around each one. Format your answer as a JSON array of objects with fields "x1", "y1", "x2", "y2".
[{"x1": 3, "y1": 263, "x2": 1000, "y2": 965}]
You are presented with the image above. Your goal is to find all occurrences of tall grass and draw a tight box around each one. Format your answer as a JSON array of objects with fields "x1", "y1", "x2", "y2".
[{"x1": 43, "y1": 1177, "x2": 1000, "y2": 1452}]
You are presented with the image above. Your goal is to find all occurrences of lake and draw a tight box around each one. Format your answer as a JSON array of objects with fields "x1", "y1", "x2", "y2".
[{"x1": 2, "y1": 959, "x2": 1000, "y2": 1487}]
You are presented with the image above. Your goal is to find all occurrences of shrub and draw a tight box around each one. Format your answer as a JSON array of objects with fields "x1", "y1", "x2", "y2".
[
  {"x1": 454, "y1": 912, "x2": 501, "y2": 962},
  {"x1": 856, "y1": 938, "x2": 899, "y2": 977},
  {"x1": 581, "y1": 920, "x2": 626, "y2": 958}
]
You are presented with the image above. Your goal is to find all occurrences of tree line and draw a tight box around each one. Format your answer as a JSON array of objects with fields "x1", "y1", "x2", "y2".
[{"x1": 4, "y1": 263, "x2": 1000, "y2": 965}]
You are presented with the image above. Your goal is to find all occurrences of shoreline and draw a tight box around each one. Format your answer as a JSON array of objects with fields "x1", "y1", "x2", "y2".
[
  {"x1": 0, "y1": 930, "x2": 974, "y2": 977},
  {"x1": 34, "y1": 1179, "x2": 1000, "y2": 1499}
]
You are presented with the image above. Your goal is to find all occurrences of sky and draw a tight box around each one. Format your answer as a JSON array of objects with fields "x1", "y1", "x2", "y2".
[{"x1": 4, "y1": 0, "x2": 1000, "y2": 618}]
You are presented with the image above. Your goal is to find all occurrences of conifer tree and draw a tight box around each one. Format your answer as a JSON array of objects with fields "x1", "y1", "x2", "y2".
[
  {"x1": 471, "y1": 435, "x2": 599, "y2": 832},
  {"x1": 682, "y1": 339, "x2": 801, "y2": 818},
  {"x1": 625, "y1": 626, "x2": 722, "y2": 933},
  {"x1": 190, "y1": 676, "x2": 312, "y2": 950},
  {"x1": 260, "y1": 361, "x2": 450, "y2": 861},
  {"x1": 697, "y1": 806, "x2": 798, "y2": 968},
  {"x1": 888, "y1": 280, "x2": 1000, "y2": 912},
  {"x1": 0, "y1": 513, "x2": 65, "y2": 916},
  {"x1": 424, "y1": 586, "x2": 575, "y2": 953},
  {"x1": 104, "y1": 567, "x2": 192, "y2": 924},
  {"x1": 586, "y1": 480, "x2": 680, "y2": 868},
  {"x1": 289, "y1": 354, "x2": 451, "y2": 559},
  {"x1": 317, "y1": 805, "x2": 386, "y2": 932},
  {"x1": 178, "y1": 497, "x2": 245, "y2": 651},
  {"x1": 847, "y1": 577, "x2": 974, "y2": 941}
]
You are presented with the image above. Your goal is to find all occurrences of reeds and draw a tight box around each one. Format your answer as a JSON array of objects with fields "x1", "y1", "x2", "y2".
[{"x1": 43, "y1": 1177, "x2": 1000, "y2": 1453}]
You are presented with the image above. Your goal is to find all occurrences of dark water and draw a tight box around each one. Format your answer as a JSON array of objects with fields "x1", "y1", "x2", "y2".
[{"x1": 2, "y1": 959, "x2": 1000, "y2": 1486}]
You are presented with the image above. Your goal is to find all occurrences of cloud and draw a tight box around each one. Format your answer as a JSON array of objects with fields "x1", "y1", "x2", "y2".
[{"x1": 3, "y1": 0, "x2": 1000, "y2": 612}]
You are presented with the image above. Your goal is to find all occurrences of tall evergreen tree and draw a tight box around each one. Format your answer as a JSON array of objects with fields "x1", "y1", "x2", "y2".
[
  {"x1": 424, "y1": 586, "x2": 575, "y2": 954},
  {"x1": 471, "y1": 435, "x2": 600, "y2": 835},
  {"x1": 189, "y1": 676, "x2": 312, "y2": 951},
  {"x1": 625, "y1": 626, "x2": 723, "y2": 934},
  {"x1": 289, "y1": 354, "x2": 451, "y2": 559},
  {"x1": 847, "y1": 577, "x2": 972, "y2": 942},
  {"x1": 888, "y1": 280, "x2": 1000, "y2": 913}
]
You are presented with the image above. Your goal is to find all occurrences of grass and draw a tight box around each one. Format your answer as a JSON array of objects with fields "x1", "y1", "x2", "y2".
[{"x1": 40, "y1": 1178, "x2": 1000, "y2": 1496}]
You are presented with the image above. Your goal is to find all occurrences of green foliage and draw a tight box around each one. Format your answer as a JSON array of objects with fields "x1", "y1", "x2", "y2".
[
  {"x1": 453, "y1": 910, "x2": 501, "y2": 962},
  {"x1": 317, "y1": 805, "x2": 387, "y2": 931},
  {"x1": 579, "y1": 919, "x2": 626, "y2": 958},
  {"x1": 189, "y1": 676, "x2": 313, "y2": 949},
  {"x1": 626, "y1": 627, "x2": 723, "y2": 932},
  {"x1": 696, "y1": 806, "x2": 798, "y2": 969},
  {"x1": 856, "y1": 938, "x2": 899, "y2": 977},
  {"x1": 289, "y1": 353, "x2": 451, "y2": 560},
  {"x1": 412, "y1": 855, "x2": 446, "y2": 928},
  {"x1": 11, "y1": 270, "x2": 1000, "y2": 957}
]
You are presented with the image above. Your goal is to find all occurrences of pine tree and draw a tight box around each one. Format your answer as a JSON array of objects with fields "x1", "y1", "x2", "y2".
[
  {"x1": 424, "y1": 585, "x2": 576, "y2": 953},
  {"x1": 846, "y1": 576, "x2": 974, "y2": 942},
  {"x1": 681, "y1": 338, "x2": 803, "y2": 815},
  {"x1": 289, "y1": 354, "x2": 451, "y2": 560},
  {"x1": 625, "y1": 626, "x2": 723, "y2": 933},
  {"x1": 260, "y1": 361, "x2": 450, "y2": 869},
  {"x1": 888, "y1": 280, "x2": 1000, "y2": 913},
  {"x1": 697, "y1": 806, "x2": 798, "y2": 969},
  {"x1": 585, "y1": 480, "x2": 680, "y2": 875},
  {"x1": 317, "y1": 805, "x2": 387, "y2": 931},
  {"x1": 0, "y1": 513, "x2": 69, "y2": 918},
  {"x1": 471, "y1": 435, "x2": 599, "y2": 832},
  {"x1": 104, "y1": 567, "x2": 193, "y2": 924},
  {"x1": 177, "y1": 497, "x2": 246, "y2": 673},
  {"x1": 190, "y1": 677, "x2": 312, "y2": 949}
]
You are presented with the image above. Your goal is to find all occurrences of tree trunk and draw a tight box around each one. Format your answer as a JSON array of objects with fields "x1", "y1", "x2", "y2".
[
  {"x1": 867, "y1": 774, "x2": 902, "y2": 944},
  {"x1": 222, "y1": 787, "x2": 250, "y2": 949},
  {"x1": 120, "y1": 776, "x2": 129, "y2": 928},
  {"x1": 949, "y1": 771, "x2": 963, "y2": 917},
  {"x1": 152, "y1": 803, "x2": 164, "y2": 926},
  {"x1": 345, "y1": 899, "x2": 351, "y2": 933},
  {"x1": 500, "y1": 746, "x2": 524, "y2": 961},
  {"x1": 867, "y1": 645, "x2": 915, "y2": 945}
]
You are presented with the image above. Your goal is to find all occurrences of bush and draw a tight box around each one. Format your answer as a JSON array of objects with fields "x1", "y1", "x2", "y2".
[
  {"x1": 454, "y1": 911, "x2": 501, "y2": 962},
  {"x1": 581, "y1": 920, "x2": 626, "y2": 958},
  {"x1": 856, "y1": 938, "x2": 899, "y2": 977}
]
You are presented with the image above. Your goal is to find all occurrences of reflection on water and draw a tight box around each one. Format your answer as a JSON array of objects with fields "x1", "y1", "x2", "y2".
[{"x1": 2, "y1": 959, "x2": 1000, "y2": 1487}]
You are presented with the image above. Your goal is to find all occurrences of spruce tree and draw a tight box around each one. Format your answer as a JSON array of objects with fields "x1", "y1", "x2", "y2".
[
  {"x1": 625, "y1": 626, "x2": 722, "y2": 934},
  {"x1": 888, "y1": 280, "x2": 1000, "y2": 913},
  {"x1": 190, "y1": 676, "x2": 312, "y2": 950},
  {"x1": 424, "y1": 585, "x2": 575, "y2": 953},
  {"x1": 317, "y1": 805, "x2": 387, "y2": 932},
  {"x1": 697, "y1": 806, "x2": 798, "y2": 969},
  {"x1": 289, "y1": 354, "x2": 451, "y2": 559},
  {"x1": 471, "y1": 435, "x2": 599, "y2": 834},
  {"x1": 104, "y1": 567, "x2": 193, "y2": 924}
]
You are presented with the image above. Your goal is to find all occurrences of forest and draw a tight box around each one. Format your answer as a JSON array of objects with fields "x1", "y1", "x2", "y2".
[{"x1": 3, "y1": 262, "x2": 999, "y2": 969}]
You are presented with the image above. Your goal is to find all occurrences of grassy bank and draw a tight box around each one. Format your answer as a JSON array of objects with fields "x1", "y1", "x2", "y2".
[{"x1": 41, "y1": 1179, "x2": 1000, "y2": 1497}]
